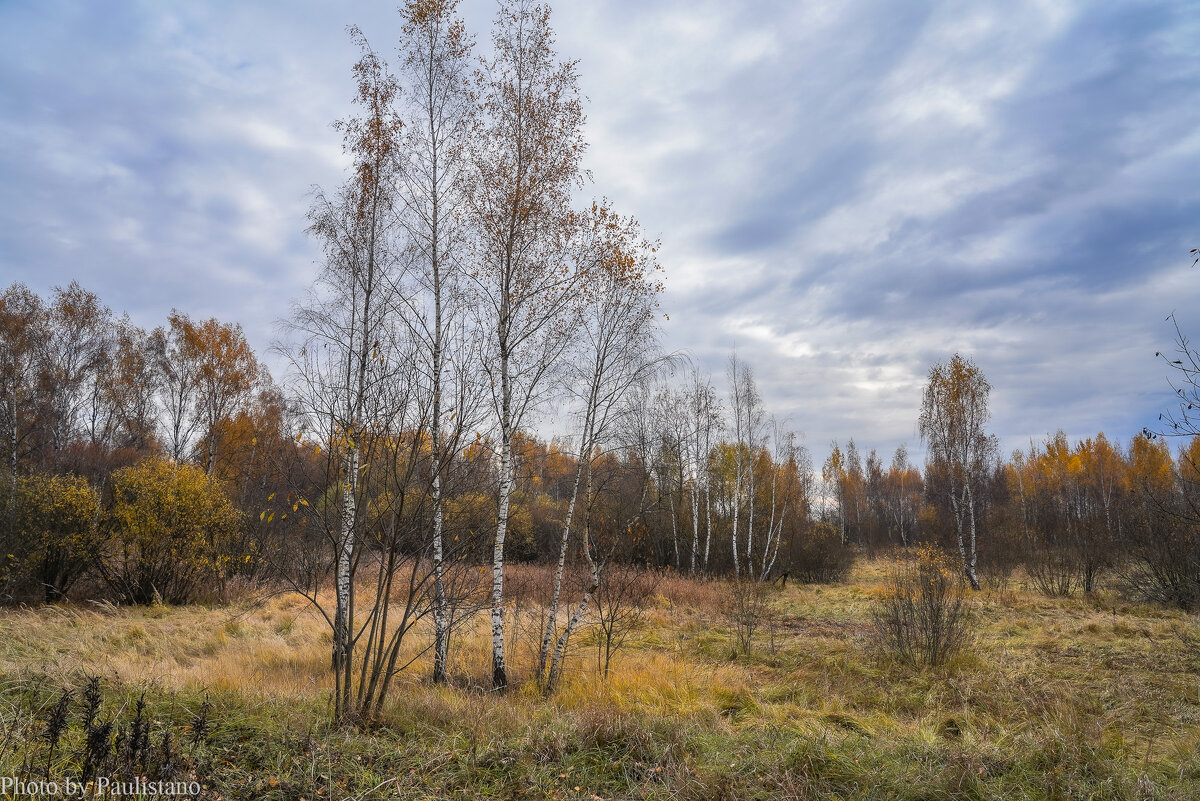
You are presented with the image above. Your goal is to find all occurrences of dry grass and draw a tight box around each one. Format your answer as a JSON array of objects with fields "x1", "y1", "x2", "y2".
[{"x1": 1, "y1": 557, "x2": 1198, "y2": 799}]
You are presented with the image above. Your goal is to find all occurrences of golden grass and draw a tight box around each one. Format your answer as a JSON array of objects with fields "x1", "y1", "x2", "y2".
[{"x1": 2, "y1": 556, "x2": 1199, "y2": 798}]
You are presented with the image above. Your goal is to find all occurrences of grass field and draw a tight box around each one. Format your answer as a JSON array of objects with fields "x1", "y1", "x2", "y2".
[{"x1": 1, "y1": 558, "x2": 1198, "y2": 800}]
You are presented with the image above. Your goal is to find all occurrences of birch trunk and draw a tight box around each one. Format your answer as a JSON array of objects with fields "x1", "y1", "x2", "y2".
[
  {"x1": 746, "y1": 449, "x2": 755, "y2": 575},
  {"x1": 430, "y1": 210, "x2": 448, "y2": 683},
  {"x1": 965, "y1": 482, "x2": 980, "y2": 590},
  {"x1": 545, "y1": 557, "x2": 600, "y2": 694},
  {"x1": 537, "y1": 436, "x2": 588, "y2": 681},
  {"x1": 333, "y1": 440, "x2": 358, "y2": 715},
  {"x1": 689, "y1": 482, "x2": 700, "y2": 575},
  {"x1": 669, "y1": 487, "x2": 680, "y2": 569},
  {"x1": 703, "y1": 483, "x2": 713, "y2": 571},
  {"x1": 731, "y1": 450, "x2": 742, "y2": 579},
  {"x1": 491, "y1": 413, "x2": 512, "y2": 690}
]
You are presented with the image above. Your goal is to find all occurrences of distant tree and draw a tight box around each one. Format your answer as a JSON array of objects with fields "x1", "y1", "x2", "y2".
[
  {"x1": 884, "y1": 445, "x2": 921, "y2": 547},
  {"x1": 757, "y1": 417, "x2": 799, "y2": 580},
  {"x1": 822, "y1": 441, "x2": 848, "y2": 545},
  {"x1": 187, "y1": 318, "x2": 261, "y2": 476},
  {"x1": 918, "y1": 353, "x2": 996, "y2": 590},
  {"x1": 683, "y1": 368, "x2": 722, "y2": 573},
  {"x1": 156, "y1": 312, "x2": 203, "y2": 463},
  {"x1": 727, "y1": 354, "x2": 765, "y2": 577},
  {"x1": 100, "y1": 318, "x2": 161, "y2": 453},
  {"x1": 1121, "y1": 433, "x2": 1200, "y2": 609},
  {"x1": 843, "y1": 439, "x2": 865, "y2": 544},
  {"x1": 40, "y1": 283, "x2": 111, "y2": 460},
  {"x1": 0, "y1": 285, "x2": 47, "y2": 476}
]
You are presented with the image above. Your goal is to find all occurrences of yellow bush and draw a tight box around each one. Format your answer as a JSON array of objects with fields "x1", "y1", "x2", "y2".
[
  {"x1": 104, "y1": 458, "x2": 241, "y2": 604},
  {"x1": 7, "y1": 472, "x2": 102, "y2": 602}
]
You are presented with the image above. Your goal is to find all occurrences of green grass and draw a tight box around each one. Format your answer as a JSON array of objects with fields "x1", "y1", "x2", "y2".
[{"x1": 0, "y1": 559, "x2": 1198, "y2": 799}]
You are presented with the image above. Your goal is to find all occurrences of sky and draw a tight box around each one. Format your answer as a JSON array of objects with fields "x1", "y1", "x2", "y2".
[{"x1": 2, "y1": 0, "x2": 1199, "y2": 467}]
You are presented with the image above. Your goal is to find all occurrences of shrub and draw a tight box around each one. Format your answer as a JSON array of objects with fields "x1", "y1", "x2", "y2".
[
  {"x1": 724, "y1": 578, "x2": 770, "y2": 657},
  {"x1": 787, "y1": 521, "x2": 856, "y2": 584},
  {"x1": 1118, "y1": 516, "x2": 1200, "y2": 611},
  {"x1": 103, "y1": 458, "x2": 241, "y2": 604},
  {"x1": 1027, "y1": 545, "x2": 1078, "y2": 597},
  {"x1": 0, "y1": 471, "x2": 103, "y2": 603},
  {"x1": 873, "y1": 543, "x2": 971, "y2": 667},
  {"x1": 594, "y1": 563, "x2": 658, "y2": 675},
  {"x1": 16, "y1": 472, "x2": 103, "y2": 602}
]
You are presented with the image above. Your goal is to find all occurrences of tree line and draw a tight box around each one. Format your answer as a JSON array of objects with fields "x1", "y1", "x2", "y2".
[{"x1": 822, "y1": 353, "x2": 1200, "y2": 610}]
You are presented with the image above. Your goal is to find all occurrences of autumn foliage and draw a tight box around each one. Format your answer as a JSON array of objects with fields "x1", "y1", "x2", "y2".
[{"x1": 102, "y1": 458, "x2": 242, "y2": 604}]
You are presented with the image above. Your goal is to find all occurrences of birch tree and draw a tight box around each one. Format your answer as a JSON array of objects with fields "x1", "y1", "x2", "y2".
[
  {"x1": 280, "y1": 27, "x2": 403, "y2": 718},
  {"x1": 684, "y1": 368, "x2": 721, "y2": 574},
  {"x1": 758, "y1": 417, "x2": 797, "y2": 580},
  {"x1": 651, "y1": 385, "x2": 688, "y2": 570},
  {"x1": 884, "y1": 445, "x2": 920, "y2": 547},
  {"x1": 99, "y1": 318, "x2": 161, "y2": 453},
  {"x1": 0, "y1": 285, "x2": 46, "y2": 478},
  {"x1": 919, "y1": 353, "x2": 995, "y2": 590},
  {"x1": 470, "y1": 0, "x2": 587, "y2": 690},
  {"x1": 41, "y1": 283, "x2": 110, "y2": 458},
  {"x1": 535, "y1": 210, "x2": 662, "y2": 687},
  {"x1": 156, "y1": 312, "x2": 203, "y2": 463},
  {"x1": 727, "y1": 354, "x2": 765, "y2": 577},
  {"x1": 392, "y1": 0, "x2": 479, "y2": 684},
  {"x1": 822, "y1": 442, "x2": 848, "y2": 545},
  {"x1": 544, "y1": 365, "x2": 661, "y2": 693}
]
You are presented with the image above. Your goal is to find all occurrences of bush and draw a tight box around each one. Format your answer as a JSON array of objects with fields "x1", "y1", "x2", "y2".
[
  {"x1": 0, "y1": 471, "x2": 103, "y2": 603},
  {"x1": 1119, "y1": 538, "x2": 1200, "y2": 610},
  {"x1": 594, "y1": 563, "x2": 659, "y2": 675},
  {"x1": 1027, "y1": 545, "x2": 1079, "y2": 597},
  {"x1": 1118, "y1": 516, "x2": 1200, "y2": 611},
  {"x1": 103, "y1": 458, "x2": 241, "y2": 604},
  {"x1": 17, "y1": 473, "x2": 103, "y2": 602},
  {"x1": 873, "y1": 544, "x2": 972, "y2": 667},
  {"x1": 787, "y1": 521, "x2": 856, "y2": 583},
  {"x1": 724, "y1": 577, "x2": 770, "y2": 657}
]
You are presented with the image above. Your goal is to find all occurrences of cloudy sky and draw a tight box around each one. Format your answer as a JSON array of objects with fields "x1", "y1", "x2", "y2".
[{"x1": 2, "y1": 0, "x2": 1199, "y2": 465}]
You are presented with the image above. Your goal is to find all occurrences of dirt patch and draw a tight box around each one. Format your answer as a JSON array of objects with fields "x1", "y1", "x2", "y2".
[{"x1": 779, "y1": 615, "x2": 871, "y2": 639}]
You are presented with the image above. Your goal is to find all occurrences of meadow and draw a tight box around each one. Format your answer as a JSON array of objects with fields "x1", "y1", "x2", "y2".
[{"x1": 1, "y1": 558, "x2": 1198, "y2": 801}]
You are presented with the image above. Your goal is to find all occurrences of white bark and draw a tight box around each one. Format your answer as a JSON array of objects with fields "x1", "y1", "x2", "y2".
[
  {"x1": 491, "y1": 427, "x2": 512, "y2": 689},
  {"x1": 334, "y1": 442, "x2": 359, "y2": 673}
]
